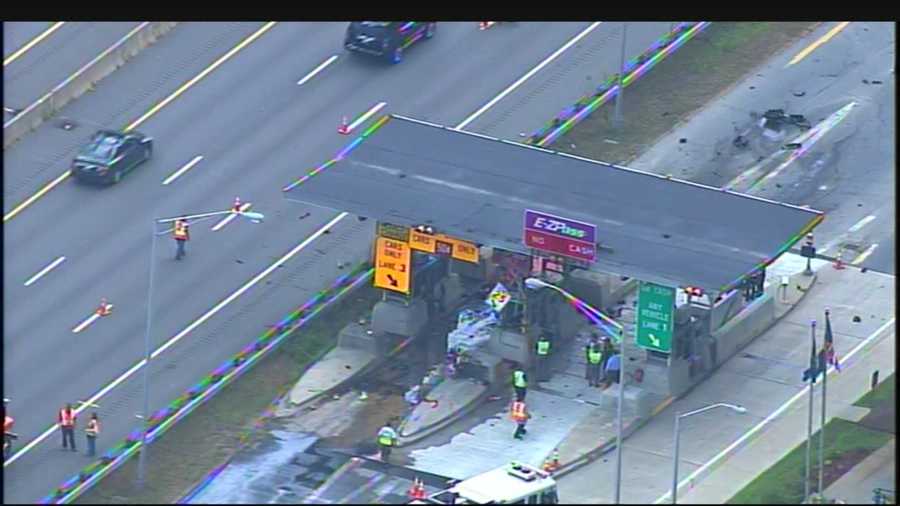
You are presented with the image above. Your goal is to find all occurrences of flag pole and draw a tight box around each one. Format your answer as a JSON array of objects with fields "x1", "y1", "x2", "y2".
[
  {"x1": 818, "y1": 310, "x2": 831, "y2": 494},
  {"x1": 805, "y1": 319, "x2": 817, "y2": 500}
]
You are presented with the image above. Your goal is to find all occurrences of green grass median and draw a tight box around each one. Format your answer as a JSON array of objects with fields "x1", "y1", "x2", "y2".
[
  {"x1": 76, "y1": 284, "x2": 378, "y2": 505},
  {"x1": 729, "y1": 375, "x2": 895, "y2": 504}
]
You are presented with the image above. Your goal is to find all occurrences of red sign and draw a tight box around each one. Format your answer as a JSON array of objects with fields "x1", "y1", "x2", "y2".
[{"x1": 524, "y1": 229, "x2": 595, "y2": 262}]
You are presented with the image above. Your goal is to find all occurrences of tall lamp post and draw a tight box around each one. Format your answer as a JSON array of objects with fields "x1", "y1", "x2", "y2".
[
  {"x1": 671, "y1": 403, "x2": 747, "y2": 504},
  {"x1": 613, "y1": 22, "x2": 629, "y2": 129},
  {"x1": 524, "y1": 277, "x2": 625, "y2": 503},
  {"x1": 136, "y1": 205, "x2": 264, "y2": 489}
]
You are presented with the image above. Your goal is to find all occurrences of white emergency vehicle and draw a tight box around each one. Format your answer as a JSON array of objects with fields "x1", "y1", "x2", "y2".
[{"x1": 409, "y1": 462, "x2": 559, "y2": 504}]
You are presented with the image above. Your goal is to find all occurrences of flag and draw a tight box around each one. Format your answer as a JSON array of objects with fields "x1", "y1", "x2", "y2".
[
  {"x1": 824, "y1": 309, "x2": 841, "y2": 372},
  {"x1": 802, "y1": 321, "x2": 819, "y2": 384}
]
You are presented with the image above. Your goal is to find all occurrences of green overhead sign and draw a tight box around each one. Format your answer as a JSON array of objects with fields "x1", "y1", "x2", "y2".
[{"x1": 636, "y1": 281, "x2": 675, "y2": 353}]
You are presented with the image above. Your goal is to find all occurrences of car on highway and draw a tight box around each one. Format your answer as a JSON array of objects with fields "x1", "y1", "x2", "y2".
[
  {"x1": 70, "y1": 129, "x2": 153, "y2": 184},
  {"x1": 344, "y1": 22, "x2": 436, "y2": 64}
]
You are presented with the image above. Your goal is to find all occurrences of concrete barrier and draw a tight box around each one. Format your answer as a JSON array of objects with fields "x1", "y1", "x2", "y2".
[{"x1": 3, "y1": 22, "x2": 177, "y2": 149}]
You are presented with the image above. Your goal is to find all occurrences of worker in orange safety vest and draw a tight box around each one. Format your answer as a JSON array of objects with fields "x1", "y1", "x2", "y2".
[
  {"x1": 59, "y1": 403, "x2": 77, "y2": 451},
  {"x1": 510, "y1": 400, "x2": 531, "y2": 440},
  {"x1": 173, "y1": 219, "x2": 190, "y2": 260}
]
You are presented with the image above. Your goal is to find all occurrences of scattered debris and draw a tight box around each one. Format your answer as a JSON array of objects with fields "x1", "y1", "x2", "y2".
[
  {"x1": 792, "y1": 91, "x2": 806, "y2": 97},
  {"x1": 852, "y1": 315, "x2": 862, "y2": 323},
  {"x1": 299, "y1": 212, "x2": 311, "y2": 220},
  {"x1": 784, "y1": 142, "x2": 803, "y2": 150},
  {"x1": 862, "y1": 79, "x2": 869, "y2": 84},
  {"x1": 679, "y1": 138, "x2": 687, "y2": 144},
  {"x1": 749, "y1": 86, "x2": 756, "y2": 90},
  {"x1": 871, "y1": 80, "x2": 883, "y2": 84},
  {"x1": 603, "y1": 139, "x2": 620, "y2": 145},
  {"x1": 733, "y1": 135, "x2": 749, "y2": 148}
]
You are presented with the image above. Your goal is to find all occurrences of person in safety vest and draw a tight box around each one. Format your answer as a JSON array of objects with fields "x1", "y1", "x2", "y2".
[
  {"x1": 510, "y1": 400, "x2": 531, "y2": 439},
  {"x1": 4, "y1": 412, "x2": 15, "y2": 459},
  {"x1": 59, "y1": 403, "x2": 77, "y2": 451},
  {"x1": 534, "y1": 335, "x2": 552, "y2": 382},
  {"x1": 85, "y1": 412, "x2": 100, "y2": 457},
  {"x1": 173, "y1": 219, "x2": 190, "y2": 260},
  {"x1": 585, "y1": 339, "x2": 604, "y2": 387},
  {"x1": 511, "y1": 366, "x2": 528, "y2": 402},
  {"x1": 377, "y1": 422, "x2": 398, "y2": 462}
]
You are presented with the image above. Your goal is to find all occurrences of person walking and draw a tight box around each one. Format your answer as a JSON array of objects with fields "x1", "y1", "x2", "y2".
[
  {"x1": 511, "y1": 366, "x2": 528, "y2": 402},
  {"x1": 599, "y1": 336, "x2": 614, "y2": 374},
  {"x1": 173, "y1": 218, "x2": 190, "y2": 260},
  {"x1": 585, "y1": 340, "x2": 604, "y2": 387},
  {"x1": 377, "y1": 422, "x2": 398, "y2": 462},
  {"x1": 58, "y1": 403, "x2": 77, "y2": 452},
  {"x1": 534, "y1": 335, "x2": 552, "y2": 382},
  {"x1": 85, "y1": 413, "x2": 100, "y2": 457},
  {"x1": 604, "y1": 352, "x2": 622, "y2": 386},
  {"x1": 510, "y1": 400, "x2": 531, "y2": 440}
]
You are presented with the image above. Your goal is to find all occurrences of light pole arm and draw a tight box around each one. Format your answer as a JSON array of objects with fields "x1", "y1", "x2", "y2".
[
  {"x1": 680, "y1": 403, "x2": 740, "y2": 419},
  {"x1": 544, "y1": 283, "x2": 624, "y2": 332}
]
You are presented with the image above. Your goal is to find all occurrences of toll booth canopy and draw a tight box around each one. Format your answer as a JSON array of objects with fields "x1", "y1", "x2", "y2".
[{"x1": 283, "y1": 114, "x2": 823, "y2": 294}]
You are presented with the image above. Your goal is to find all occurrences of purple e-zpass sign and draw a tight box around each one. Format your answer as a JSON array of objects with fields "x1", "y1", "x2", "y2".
[{"x1": 523, "y1": 209, "x2": 596, "y2": 262}]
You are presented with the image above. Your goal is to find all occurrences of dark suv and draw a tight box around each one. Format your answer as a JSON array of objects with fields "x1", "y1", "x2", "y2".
[
  {"x1": 71, "y1": 130, "x2": 153, "y2": 184},
  {"x1": 344, "y1": 22, "x2": 436, "y2": 64}
]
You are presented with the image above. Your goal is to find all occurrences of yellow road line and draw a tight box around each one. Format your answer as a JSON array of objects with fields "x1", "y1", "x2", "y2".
[
  {"x1": 852, "y1": 243, "x2": 878, "y2": 265},
  {"x1": 125, "y1": 21, "x2": 277, "y2": 131},
  {"x1": 4, "y1": 22, "x2": 65, "y2": 66},
  {"x1": 4, "y1": 22, "x2": 277, "y2": 223},
  {"x1": 786, "y1": 21, "x2": 850, "y2": 67}
]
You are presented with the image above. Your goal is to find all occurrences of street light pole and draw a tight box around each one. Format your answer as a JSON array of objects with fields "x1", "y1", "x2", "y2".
[
  {"x1": 613, "y1": 22, "x2": 628, "y2": 129},
  {"x1": 137, "y1": 219, "x2": 158, "y2": 489},
  {"x1": 135, "y1": 205, "x2": 265, "y2": 488},
  {"x1": 671, "y1": 403, "x2": 747, "y2": 504},
  {"x1": 523, "y1": 278, "x2": 625, "y2": 502}
]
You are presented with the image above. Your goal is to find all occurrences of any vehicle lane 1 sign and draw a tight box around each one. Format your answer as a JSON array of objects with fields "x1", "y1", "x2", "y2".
[
  {"x1": 636, "y1": 281, "x2": 675, "y2": 353},
  {"x1": 374, "y1": 237, "x2": 411, "y2": 294},
  {"x1": 523, "y1": 209, "x2": 596, "y2": 262}
]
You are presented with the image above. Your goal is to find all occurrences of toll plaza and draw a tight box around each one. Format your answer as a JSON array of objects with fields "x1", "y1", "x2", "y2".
[{"x1": 283, "y1": 114, "x2": 824, "y2": 418}]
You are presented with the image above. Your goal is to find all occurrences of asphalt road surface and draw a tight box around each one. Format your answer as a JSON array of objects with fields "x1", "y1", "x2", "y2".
[
  {"x1": 2, "y1": 21, "x2": 672, "y2": 503},
  {"x1": 630, "y1": 21, "x2": 895, "y2": 275},
  {"x1": 3, "y1": 22, "x2": 141, "y2": 121},
  {"x1": 561, "y1": 20, "x2": 895, "y2": 504}
]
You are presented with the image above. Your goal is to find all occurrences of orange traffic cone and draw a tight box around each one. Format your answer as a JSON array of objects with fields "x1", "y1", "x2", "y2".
[
  {"x1": 338, "y1": 116, "x2": 350, "y2": 134},
  {"x1": 408, "y1": 478, "x2": 426, "y2": 499},
  {"x1": 232, "y1": 197, "x2": 242, "y2": 213},
  {"x1": 833, "y1": 247, "x2": 846, "y2": 270},
  {"x1": 96, "y1": 298, "x2": 113, "y2": 317}
]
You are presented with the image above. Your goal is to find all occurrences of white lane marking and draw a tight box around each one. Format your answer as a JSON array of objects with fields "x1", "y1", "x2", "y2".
[
  {"x1": 347, "y1": 101, "x2": 387, "y2": 132},
  {"x1": 847, "y1": 214, "x2": 876, "y2": 233},
  {"x1": 162, "y1": 155, "x2": 204, "y2": 185},
  {"x1": 23, "y1": 255, "x2": 66, "y2": 286},
  {"x1": 211, "y1": 202, "x2": 252, "y2": 231},
  {"x1": 819, "y1": 215, "x2": 878, "y2": 255},
  {"x1": 455, "y1": 21, "x2": 602, "y2": 130},
  {"x1": 297, "y1": 55, "x2": 339, "y2": 86},
  {"x1": 4, "y1": 212, "x2": 349, "y2": 467},
  {"x1": 3, "y1": 170, "x2": 71, "y2": 222},
  {"x1": 72, "y1": 309, "x2": 113, "y2": 334},
  {"x1": 4, "y1": 22, "x2": 66, "y2": 66},
  {"x1": 8, "y1": 28, "x2": 612, "y2": 466},
  {"x1": 852, "y1": 243, "x2": 879, "y2": 265},
  {"x1": 654, "y1": 316, "x2": 896, "y2": 504}
]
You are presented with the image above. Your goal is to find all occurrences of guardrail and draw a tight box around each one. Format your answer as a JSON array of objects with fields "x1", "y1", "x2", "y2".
[
  {"x1": 524, "y1": 21, "x2": 711, "y2": 148},
  {"x1": 41, "y1": 263, "x2": 374, "y2": 504},
  {"x1": 3, "y1": 22, "x2": 177, "y2": 149}
]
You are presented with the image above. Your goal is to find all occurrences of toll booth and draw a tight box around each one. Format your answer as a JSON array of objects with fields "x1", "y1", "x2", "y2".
[{"x1": 283, "y1": 114, "x2": 824, "y2": 405}]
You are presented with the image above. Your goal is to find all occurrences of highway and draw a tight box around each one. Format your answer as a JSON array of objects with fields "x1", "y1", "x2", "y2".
[
  {"x1": 630, "y1": 21, "x2": 895, "y2": 274},
  {"x1": 2, "y1": 21, "x2": 672, "y2": 502},
  {"x1": 3, "y1": 22, "x2": 141, "y2": 121}
]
